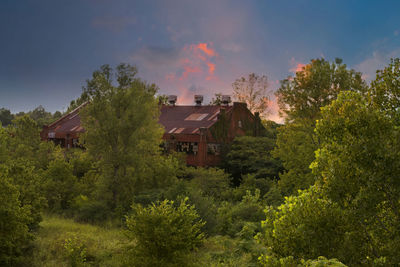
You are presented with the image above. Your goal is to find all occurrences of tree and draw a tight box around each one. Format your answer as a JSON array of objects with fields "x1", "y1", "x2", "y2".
[
  {"x1": 273, "y1": 58, "x2": 366, "y2": 195},
  {"x1": 0, "y1": 108, "x2": 13, "y2": 127},
  {"x1": 67, "y1": 92, "x2": 89, "y2": 113},
  {"x1": 312, "y1": 90, "x2": 400, "y2": 264},
  {"x1": 0, "y1": 175, "x2": 33, "y2": 266},
  {"x1": 232, "y1": 73, "x2": 270, "y2": 117},
  {"x1": 210, "y1": 93, "x2": 223, "y2": 105},
  {"x1": 125, "y1": 198, "x2": 205, "y2": 266},
  {"x1": 43, "y1": 159, "x2": 78, "y2": 212},
  {"x1": 257, "y1": 186, "x2": 350, "y2": 264},
  {"x1": 370, "y1": 58, "x2": 400, "y2": 122},
  {"x1": 224, "y1": 136, "x2": 282, "y2": 185},
  {"x1": 276, "y1": 58, "x2": 365, "y2": 123},
  {"x1": 28, "y1": 105, "x2": 54, "y2": 127},
  {"x1": 80, "y1": 64, "x2": 176, "y2": 212}
]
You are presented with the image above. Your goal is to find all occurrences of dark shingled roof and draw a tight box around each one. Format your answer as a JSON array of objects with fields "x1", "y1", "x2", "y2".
[
  {"x1": 45, "y1": 103, "x2": 233, "y2": 137},
  {"x1": 46, "y1": 104, "x2": 86, "y2": 138},
  {"x1": 159, "y1": 105, "x2": 233, "y2": 134}
]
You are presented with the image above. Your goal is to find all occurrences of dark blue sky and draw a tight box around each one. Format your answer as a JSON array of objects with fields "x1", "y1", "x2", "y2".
[{"x1": 1, "y1": 0, "x2": 400, "y2": 120}]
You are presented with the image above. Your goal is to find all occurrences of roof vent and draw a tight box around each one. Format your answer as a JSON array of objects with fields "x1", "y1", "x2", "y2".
[
  {"x1": 194, "y1": 95, "x2": 203, "y2": 106},
  {"x1": 221, "y1": 95, "x2": 231, "y2": 106},
  {"x1": 168, "y1": 95, "x2": 177, "y2": 106}
]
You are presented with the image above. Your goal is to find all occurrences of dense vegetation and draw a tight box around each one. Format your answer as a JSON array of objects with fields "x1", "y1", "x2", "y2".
[{"x1": 1, "y1": 59, "x2": 400, "y2": 266}]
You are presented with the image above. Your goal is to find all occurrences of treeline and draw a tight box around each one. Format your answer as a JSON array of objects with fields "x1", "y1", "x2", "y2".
[
  {"x1": 0, "y1": 105, "x2": 63, "y2": 128},
  {"x1": 1, "y1": 59, "x2": 400, "y2": 266}
]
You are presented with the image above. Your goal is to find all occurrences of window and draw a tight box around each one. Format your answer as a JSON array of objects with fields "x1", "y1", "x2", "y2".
[
  {"x1": 207, "y1": 143, "x2": 221, "y2": 155},
  {"x1": 176, "y1": 142, "x2": 199, "y2": 154},
  {"x1": 184, "y1": 113, "x2": 209, "y2": 121}
]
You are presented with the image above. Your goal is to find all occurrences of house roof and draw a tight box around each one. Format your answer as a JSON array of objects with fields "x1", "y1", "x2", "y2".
[
  {"x1": 44, "y1": 103, "x2": 234, "y2": 137},
  {"x1": 46, "y1": 103, "x2": 86, "y2": 137},
  {"x1": 159, "y1": 105, "x2": 233, "y2": 134}
]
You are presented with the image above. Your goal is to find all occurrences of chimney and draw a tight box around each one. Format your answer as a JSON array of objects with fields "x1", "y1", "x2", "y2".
[
  {"x1": 221, "y1": 95, "x2": 231, "y2": 106},
  {"x1": 194, "y1": 95, "x2": 203, "y2": 106},
  {"x1": 168, "y1": 95, "x2": 177, "y2": 106}
]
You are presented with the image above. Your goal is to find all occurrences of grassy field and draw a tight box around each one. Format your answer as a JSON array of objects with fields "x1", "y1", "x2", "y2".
[
  {"x1": 31, "y1": 215, "x2": 131, "y2": 267},
  {"x1": 30, "y1": 215, "x2": 258, "y2": 266}
]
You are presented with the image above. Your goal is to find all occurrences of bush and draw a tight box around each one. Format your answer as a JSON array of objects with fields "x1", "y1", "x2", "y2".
[
  {"x1": 71, "y1": 195, "x2": 111, "y2": 224},
  {"x1": 64, "y1": 234, "x2": 87, "y2": 267},
  {"x1": 43, "y1": 159, "x2": 78, "y2": 212},
  {"x1": 217, "y1": 189, "x2": 265, "y2": 236},
  {"x1": 0, "y1": 175, "x2": 33, "y2": 266},
  {"x1": 257, "y1": 186, "x2": 348, "y2": 263},
  {"x1": 125, "y1": 198, "x2": 205, "y2": 266}
]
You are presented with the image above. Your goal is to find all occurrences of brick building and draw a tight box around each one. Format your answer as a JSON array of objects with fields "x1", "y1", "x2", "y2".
[{"x1": 41, "y1": 95, "x2": 265, "y2": 166}]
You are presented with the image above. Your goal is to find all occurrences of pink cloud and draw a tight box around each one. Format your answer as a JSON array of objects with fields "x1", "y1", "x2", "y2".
[
  {"x1": 207, "y1": 62, "x2": 215, "y2": 75},
  {"x1": 289, "y1": 57, "x2": 306, "y2": 73},
  {"x1": 165, "y1": 42, "x2": 219, "y2": 82},
  {"x1": 196, "y1": 43, "x2": 217, "y2": 57},
  {"x1": 180, "y1": 66, "x2": 202, "y2": 80}
]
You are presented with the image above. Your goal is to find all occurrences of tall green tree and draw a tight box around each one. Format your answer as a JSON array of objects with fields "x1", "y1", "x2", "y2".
[
  {"x1": 273, "y1": 58, "x2": 366, "y2": 194},
  {"x1": 369, "y1": 58, "x2": 400, "y2": 122},
  {"x1": 0, "y1": 108, "x2": 13, "y2": 127},
  {"x1": 80, "y1": 64, "x2": 176, "y2": 212},
  {"x1": 0, "y1": 175, "x2": 33, "y2": 266},
  {"x1": 224, "y1": 136, "x2": 282, "y2": 184},
  {"x1": 311, "y1": 89, "x2": 400, "y2": 264}
]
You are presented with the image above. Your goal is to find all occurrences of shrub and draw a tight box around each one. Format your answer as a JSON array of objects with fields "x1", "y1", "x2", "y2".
[
  {"x1": 256, "y1": 186, "x2": 348, "y2": 263},
  {"x1": 64, "y1": 234, "x2": 87, "y2": 267},
  {"x1": 43, "y1": 159, "x2": 78, "y2": 212},
  {"x1": 125, "y1": 198, "x2": 205, "y2": 266},
  {"x1": 0, "y1": 175, "x2": 33, "y2": 266},
  {"x1": 217, "y1": 189, "x2": 265, "y2": 236}
]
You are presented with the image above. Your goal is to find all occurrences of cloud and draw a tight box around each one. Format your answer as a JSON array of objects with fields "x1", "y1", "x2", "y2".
[
  {"x1": 289, "y1": 57, "x2": 306, "y2": 73},
  {"x1": 354, "y1": 48, "x2": 400, "y2": 81},
  {"x1": 265, "y1": 95, "x2": 283, "y2": 123},
  {"x1": 222, "y1": 42, "x2": 243, "y2": 53},
  {"x1": 132, "y1": 42, "x2": 220, "y2": 103}
]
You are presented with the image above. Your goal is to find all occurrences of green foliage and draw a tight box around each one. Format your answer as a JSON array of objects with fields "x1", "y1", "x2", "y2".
[
  {"x1": 8, "y1": 115, "x2": 41, "y2": 158},
  {"x1": 71, "y1": 196, "x2": 106, "y2": 224},
  {"x1": 195, "y1": 234, "x2": 264, "y2": 266},
  {"x1": 276, "y1": 58, "x2": 366, "y2": 122},
  {"x1": 43, "y1": 159, "x2": 78, "y2": 212},
  {"x1": 28, "y1": 105, "x2": 57, "y2": 127},
  {"x1": 125, "y1": 198, "x2": 205, "y2": 266},
  {"x1": 31, "y1": 215, "x2": 129, "y2": 266},
  {"x1": 80, "y1": 64, "x2": 173, "y2": 213},
  {"x1": 369, "y1": 57, "x2": 400, "y2": 121},
  {"x1": 259, "y1": 255, "x2": 347, "y2": 267},
  {"x1": 209, "y1": 92, "x2": 223, "y2": 105},
  {"x1": 224, "y1": 136, "x2": 282, "y2": 184},
  {"x1": 313, "y1": 90, "x2": 400, "y2": 264},
  {"x1": 217, "y1": 189, "x2": 265, "y2": 236},
  {"x1": 233, "y1": 174, "x2": 283, "y2": 206},
  {"x1": 182, "y1": 167, "x2": 232, "y2": 201},
  {"x1": 273, "y1": 121, "x2": 317, "y2": 194},
  {"x1": 64, "y1": 234, "x2": 87, "y2": 267},
  {"x1": 257, "y1": 186, "x2": 348, "y2": 264},
  {"x1": 273, "y1": 58, "x2": 366, "y2": 195},
  {"x1": 0, "y1": 175, "x2": 33, "y2": 266},
  {"x1": 2, "y1": 160, "x2": 47, "y2": 231},
  {"x1": 0, "y1": 107, "x2": 14, "y2": 126}
]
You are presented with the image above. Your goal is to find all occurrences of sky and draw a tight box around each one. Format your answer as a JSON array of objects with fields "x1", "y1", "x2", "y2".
[{"x1": 1, "y1": 0, "x2": 400, "y2": 121}]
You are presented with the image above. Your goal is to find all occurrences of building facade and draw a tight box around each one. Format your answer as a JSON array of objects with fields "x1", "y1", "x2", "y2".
[{"x1": 41, "y1": 96, "x2": 264, "y2": 166}]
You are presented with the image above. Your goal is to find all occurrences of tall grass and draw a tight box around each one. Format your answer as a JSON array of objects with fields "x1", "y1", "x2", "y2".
[{"x1": 31, "y1": 215, "x2": 131, "y2": 266}]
